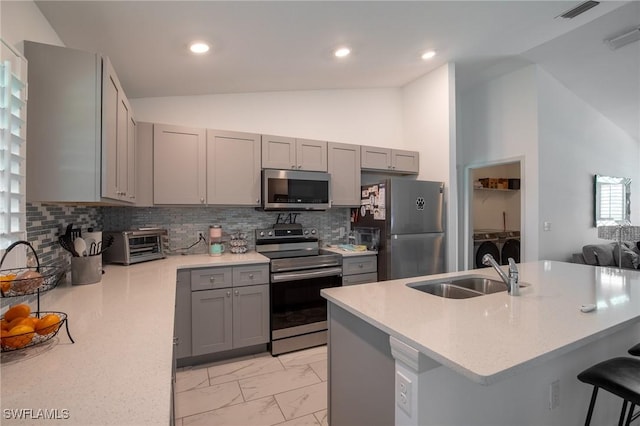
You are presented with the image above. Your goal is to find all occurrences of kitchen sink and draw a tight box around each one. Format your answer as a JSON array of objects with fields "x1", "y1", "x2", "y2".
[{"x1": 407, "y1": 275, "x2": 528, "y2": 299}]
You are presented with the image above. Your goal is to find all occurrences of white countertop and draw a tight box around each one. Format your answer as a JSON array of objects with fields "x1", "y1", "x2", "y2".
[
  {"x1": 321, "y1": 246, "x2": 377, "y2": 257},
  {"x1": 0, "y1": 252, "x2": 269, "y2": 425},
  {"x1": 322, "y1": 261, "x2": 640, "y2": 385}
]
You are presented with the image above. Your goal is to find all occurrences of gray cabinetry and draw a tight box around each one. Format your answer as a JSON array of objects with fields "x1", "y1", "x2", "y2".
[
  {"x1": 361, "y1": 146, "x2": 419, "y2": 174},
  {"x1": 328, "y1": 142, "x2": 361, "y2": 206},
  {"x1": 206, "y1": 129, "x2": 261, "y2": 206},
  {"x1": 342, "y1": 254, "x2": 378, "y2": 285},
  {"x1": 24, "y1": 41, "x2": 136, "y2": 203},
  {"x1": 135, "y1": 122, "x2": 154, "y2": 206},
  {"x1": 262, "y1": 135, "x2": 327, "y2": 171},
  {"x1": 153, "y1": 124, "x2": 206, "y2": 204},
  {"x1": 189, "y1": 264, "x2": 269, "y2": 357},
  {"x1": 174, "y1": 270, "x2": 192, "y2": 360}
]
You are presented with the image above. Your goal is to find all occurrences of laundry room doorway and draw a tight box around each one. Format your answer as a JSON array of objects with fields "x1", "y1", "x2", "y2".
[{"x1": 464, "y1": 159, "x2": 524, "y2": 270}]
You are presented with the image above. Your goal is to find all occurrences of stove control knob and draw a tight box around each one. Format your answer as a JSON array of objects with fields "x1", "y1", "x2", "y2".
[
  {"x1": 304, "y1": 230, "x2": 309, "y2": 235},
  {"x1": 259, "y1": 231, "x2": 264, "y2": 237},
  {"x1": 311, "y1": 229, "x2": 316, "y2": 235},
  {"x1": 268, "y1": 231, "x2": 273, "y2": 236}
]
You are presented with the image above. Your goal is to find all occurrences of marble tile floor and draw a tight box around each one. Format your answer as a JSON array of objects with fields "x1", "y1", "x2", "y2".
[{"x1": 175, "y1": 345, "x2": 329, "y2": 426}]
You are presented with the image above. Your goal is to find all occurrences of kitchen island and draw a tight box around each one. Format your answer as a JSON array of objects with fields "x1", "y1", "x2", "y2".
[
  {"x1": 0, "y1": 253, "x2": 269, "y2": 426},
  {"x1": 322, "y1": 261, "x2": 640, "y2": 425}
]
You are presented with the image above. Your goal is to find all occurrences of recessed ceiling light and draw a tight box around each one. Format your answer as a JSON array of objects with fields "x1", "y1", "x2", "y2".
[
  {"x1": 334, "y1": 47, "x2": 351, "y2": 58},
  {"x1": 189, "y1": 42, "x2": 210, "y2": 54},
  {"x1": 421, "y1": 50, "x2": 436, "y2": 60}
]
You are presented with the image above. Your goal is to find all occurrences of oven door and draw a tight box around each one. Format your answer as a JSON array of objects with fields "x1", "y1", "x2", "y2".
[{"x1": 270, "y1": 266, "x2": 342, "y2": 345}]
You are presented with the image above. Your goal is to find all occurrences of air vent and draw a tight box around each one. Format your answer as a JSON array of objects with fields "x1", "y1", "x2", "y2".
[
  {"x1": 558, "y1": 1, "x2": 600, "y2": 19},
  {"x1": 605, "y1": 27, "x2": 640, "y2": 50}
]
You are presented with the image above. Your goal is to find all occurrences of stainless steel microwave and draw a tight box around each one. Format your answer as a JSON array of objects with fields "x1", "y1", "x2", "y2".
[{"x1": 262, "y1": 169, "x2": 331, "y2": 210}]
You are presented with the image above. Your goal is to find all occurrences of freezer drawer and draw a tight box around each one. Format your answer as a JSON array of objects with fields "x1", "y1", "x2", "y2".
[{"x1": 386, "y1": 233, "x2": 445, "y2": 280}]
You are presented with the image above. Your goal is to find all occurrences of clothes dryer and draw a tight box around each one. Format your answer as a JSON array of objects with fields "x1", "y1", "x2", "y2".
[{"x1": 473, "y1": 231, "x2": 500, "y2": 268}]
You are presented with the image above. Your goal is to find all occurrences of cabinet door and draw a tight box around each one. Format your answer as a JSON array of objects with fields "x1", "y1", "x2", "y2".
[
  {"x1": 135, "y1": 122, "x2": 153, "y2": 206},
  {"x1": 192, "y1": 288, "x2": 233, "y2": 356},
  {"x1": 328, "y1": 142, "x2": 361, "y2": 206},
  {"x1": 207, "y1": 130, "x2": 261, "y2": 205},
  {"x1": 102, "y1": 57, "x2": 120, "y2": 200},
  {"x1": 296, "y1": 139, "x2": 327, "y2": 171},
  {"x1": 116, "y1": 96, "x2": 130, "y2": 199},
  {"x1": 232, "y1": 284, "x2": 269, "y2": 348},
  {"x1": 126, "y1": 115, "x2": 137, "y2": 202},
  {"x1": 392, "y1": 149, "x2": 419, "y2": 174},
  {"x1": 154, "y1": 124, "x2": 206, "y2": 204},
  {"x1": 262, "y1": 134, "x2": 296, "y2": 169},
  {"x1": 174, "y1": 271, "x2": 192, "y2": 360},
  {"x1": 361, "y1": 146, "x2": 392, "y2": 170}
]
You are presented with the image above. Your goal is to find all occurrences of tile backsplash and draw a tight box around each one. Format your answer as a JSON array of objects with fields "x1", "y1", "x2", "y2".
[
  {"x1": 102, "y1": 206, "x2": 351, "y2": 254},
  {"x1": 25, "y1": 202, "x2": 351, "y2": 258}
]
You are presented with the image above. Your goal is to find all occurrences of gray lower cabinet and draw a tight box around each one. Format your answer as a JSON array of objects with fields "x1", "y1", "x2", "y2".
[
  {"x1": 342, "y1": 254, "x2": 378, "y2": 285},
  {"x1": 174, "y1": 270, "x2": 192, "y2": 359},
  {"x1": 189, "y1": 264, "x2": 269, "y2": 357}
]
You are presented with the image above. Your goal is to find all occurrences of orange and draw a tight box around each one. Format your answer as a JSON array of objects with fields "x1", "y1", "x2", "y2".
[
  {"x1": 16, "y1": 317, "x2": 38, "y2": 329},
  {"x1": 4, "y1": 324, "x2": 34, "y2": 349},
  {"x1": 0, "y1": 273, "x2": 14, "y2": 293},
  {"x1": 0, "y1": 329, "x2": 9, "y2": 348},
  {"x1": 0, "y1": 319, "x2": 9, "y2": 331},
  {"x1": 35, "y1": 314, "x2": 61, "y2": 336},
  {"x1": 4, "y1": 304, "x2": 31, "y2": 322},
  {"x1": 7, "y1": 316, "x2": 27, "y2": 330}
]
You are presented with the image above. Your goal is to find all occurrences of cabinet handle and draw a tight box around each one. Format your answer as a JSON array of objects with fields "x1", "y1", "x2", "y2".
[
  {"x1": 234, "y1": 290, "x2": 239, "y2": 296},
  {"x1": 200, "y1": 198, "x2": 205, "y2": 203},
  {"x1": 173, "y1": 337, "x2": 178, "y2": 345},
  {"x1": 209, "y1": 276, "x2": 215, "y2": 282},
  {"x1": 129, "y1": 195, "x2": 135, "y2": 199},
  {"x1": 291, "y1": 165, "x2": 296, "y2": 169},
  {"x1": 358, "y1": 263, "x2": 364, "y2": 268},
  {"x1": 388, "y1": 165, "x2": 392, "y2": 169},
  {"x1": 226, "y1": 291, "x2": 231, "y2": 297},
  {"x1": 297, "y1": 165, "x2": 302, "y2": 169},
  {"x1": 248, "y1": 274, "x2": 254, "y2": 279},
  {"x1": 256, "y1": 199, "x2": 260, "y2": 204}
]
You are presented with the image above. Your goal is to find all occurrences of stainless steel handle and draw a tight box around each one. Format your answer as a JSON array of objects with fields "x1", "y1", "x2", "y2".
[
  {"x1": 358, "y1": 263, "x2": 364, "y2": 268},
  {"x1": 200, "y1": 197, "x2": 205, "y2": 203},
  {"x1": 291, "y1": 165, "x2": 296, "y2": 169},
  {"x1": 271, "y1": 266, "x2": 343, "y2": 283},
  {"x1": 234, "y1": 290, "x2": 239, "y2": 296},
  {"x1": 209, "y1": 276, "x2": 215, "y2": 282},
  {"x1": 173, "y1": 337, "x2": 178, "y2": 345},
  {"x1": 297, "y1": 165, "x2": 302, "y2": 169},
  {"x1": 226, "y1": 291, "x2": 231, "y2": 297},
  {"x1": 248, "y1": 274, "x2": 254, "y2": 279}
]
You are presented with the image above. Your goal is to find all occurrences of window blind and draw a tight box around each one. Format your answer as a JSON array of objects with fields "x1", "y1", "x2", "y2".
[
  {"x1": 599, "y1": 183, "x2": 625, "y2": 222},
  {"x1": 0, "y1": 40, "x2": 27, "y2": 250}
]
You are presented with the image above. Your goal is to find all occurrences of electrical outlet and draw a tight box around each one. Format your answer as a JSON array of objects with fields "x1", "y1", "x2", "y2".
[
  {"x1": 549, "y1": 380, "x2": 560, "y2": 410},
  {"x1": 396, "y1": 371, "x2": 412, "y2": 416}
]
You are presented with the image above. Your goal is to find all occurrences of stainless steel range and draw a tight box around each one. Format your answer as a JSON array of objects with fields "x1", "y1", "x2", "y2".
[{"x1": 255, "y1": 224, "x2": 342, "y2": 355}]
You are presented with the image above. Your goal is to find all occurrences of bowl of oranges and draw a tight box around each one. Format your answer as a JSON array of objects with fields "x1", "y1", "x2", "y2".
[{"x1": 1, "y1": 304, "x2": 67, "y2": 352}]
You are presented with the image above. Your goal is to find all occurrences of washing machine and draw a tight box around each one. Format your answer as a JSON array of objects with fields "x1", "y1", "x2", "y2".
[
  {"x1": 473, "y1": 231, "x2": 500, "y2": 268},
  {"x1": 499, "y1": 231, "x2": 521, "y2": 265}
]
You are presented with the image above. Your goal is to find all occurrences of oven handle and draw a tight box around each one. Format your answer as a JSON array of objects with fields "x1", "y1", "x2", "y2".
[{"x1": 271, "y1": 267, "x2": 343, "y2": 283}]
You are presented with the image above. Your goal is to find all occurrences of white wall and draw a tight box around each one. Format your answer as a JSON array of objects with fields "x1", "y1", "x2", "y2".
[
  {"x1": 131, "y1": 89, "x2": 403, "y2": 148},
  {"x1": 458, "y1": 65, "x2": 539, "y2": 266},
  {"x1": 537, "y1": 67, "x2": 640, "y2": 261},
  {"x1": 401, "y1": 63, "x2": 458, "y2": 271},
  {"x1": 0, "y1": 1, "x2": 63, "y2": 50}
]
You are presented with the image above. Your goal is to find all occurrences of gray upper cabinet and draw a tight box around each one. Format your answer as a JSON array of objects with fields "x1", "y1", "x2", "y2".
[
  {"x1": 206, "y1": 130, "x2": 261, "y2": 206},
  {"x1": 361, "y1": 146, "x2": 419, "y2": 174},
  {"x1": 24, "y1": 41, "x2": 136, "y2": 203},
  {"x1": 153, "y1": 124, "x2": 206, "y2": 205},
  {"x1": 135, "y1": 122, "x2": 153, "y2": 206},
  {"x1": 262, "y1": 135, "x2": 327, "y2": 171},
  {"x1": 328, "y1": 142, "x2": 361, "y2": 206}
]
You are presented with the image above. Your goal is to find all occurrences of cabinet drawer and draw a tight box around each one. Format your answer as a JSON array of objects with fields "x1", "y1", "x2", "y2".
[
  {"x1": 343, "y1": 273, "x2": 378, "y2": 286},
  {"x1": 191, "y1": 267, "x2": 233, "y2": 291},
  {"x1": 342, "y1": 256, "x2": 377, "y2": 275},
  {"x1": 233, "y1": 264, "x2": 269, "y2": 287}
]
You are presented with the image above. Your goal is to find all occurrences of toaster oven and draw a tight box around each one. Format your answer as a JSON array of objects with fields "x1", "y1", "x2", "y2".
[{"x1": 102, "y1": 229, "x2": 167, "y2": 265}]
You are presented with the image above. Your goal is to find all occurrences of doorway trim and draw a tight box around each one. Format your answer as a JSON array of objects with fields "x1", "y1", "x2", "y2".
[{"x1": 463, "y1": 156, "x2": 525, "y2": 270}]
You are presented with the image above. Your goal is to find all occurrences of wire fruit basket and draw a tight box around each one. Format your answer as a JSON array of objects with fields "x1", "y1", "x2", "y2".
[
  {"x1": 0, "y1": 241, "x2": 65, "y2": 297},
  {"x1": 1, "y1": 311, "x2": 73, "y2": 352},
  {"x1": 0, "y1": 240, "x2": 74, "y2": 352}
]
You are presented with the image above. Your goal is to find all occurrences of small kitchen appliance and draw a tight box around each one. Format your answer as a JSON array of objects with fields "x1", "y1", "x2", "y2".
[
  {"x1": 255, "y1": 223, "x2": 342, "y2": 355},
  {"x1": 102, "y1": 229, "x2": 167, "y2": 265},
  {"x1": 262, "y1": 169, "x2": 331, "y2": 211}
]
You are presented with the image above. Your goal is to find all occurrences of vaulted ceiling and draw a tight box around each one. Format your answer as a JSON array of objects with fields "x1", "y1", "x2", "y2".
[{"x1": 33, "y1": 1, "x2": 639, "y2": 141}]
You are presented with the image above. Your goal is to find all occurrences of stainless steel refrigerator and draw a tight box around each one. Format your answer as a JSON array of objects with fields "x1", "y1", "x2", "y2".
[{"x1": 355, "y1": 179, "x2": 445, "y2": 281}]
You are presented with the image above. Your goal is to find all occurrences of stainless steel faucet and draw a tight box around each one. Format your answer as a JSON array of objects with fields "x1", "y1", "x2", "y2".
[{"x1": 482, "y1": 254, "x2": 520, "y2": 295}]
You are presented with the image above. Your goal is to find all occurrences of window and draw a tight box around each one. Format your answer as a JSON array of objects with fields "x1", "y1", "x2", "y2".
[
  {"x1": 0, "y1": 40, "x2": 27, "y2": 252},
  {"x1": 594, "y1": 174, "x2": 631, "y2": 226}
]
